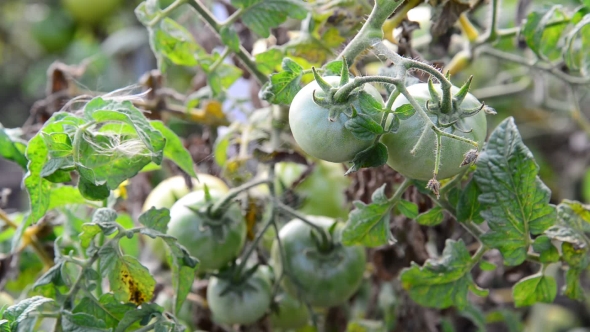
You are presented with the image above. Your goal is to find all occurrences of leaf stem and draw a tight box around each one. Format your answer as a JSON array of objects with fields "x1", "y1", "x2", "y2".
[
  {"x1": 275, "y1": 200, "x2": 331, "y2": 247},
  {"x1": 208, "y1": 178, "x2": 272, "y2": 218},
  {"x1": 187, "y1": 0, "x2": 268, "y2": 84},
  {"x1": 478, "y1": 47, "x2": 590, "y2": 85},
  {"x1": 234, "y1": 202, "x2": 274, "y2": 279},
  {"x1": 388, "y1": 178, "x2": 412, "y2": 204},
  {"x1": 220, "y1": 8, "x2": 243, "y2": 27},
  {"x1": 207, "y1": 47, "x2": 231, "y2": 73},
  {"x1": 147, "y1": 0, "x2": 188, "y2": 28}
]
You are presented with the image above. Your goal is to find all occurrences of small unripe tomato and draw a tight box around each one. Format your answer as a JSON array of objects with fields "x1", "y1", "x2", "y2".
[
  {"x1": 207, "y1": 269, "x2": 272, "y2": 325},
  {"x1": 269, "y1": 292, "x2": 310, "y2": 330},
  {"x1": 61, "y1": 0, "x2": 121, "y2": 25},
  {"x1": 270, "y1": 216, "x2": 366, "y2": 308},
  {"x1": 168, "y1": 190, "x2": 246, "y2": 272},
  {"x1": 289, "y1": 76, "x2": 384, "y2": 163}
]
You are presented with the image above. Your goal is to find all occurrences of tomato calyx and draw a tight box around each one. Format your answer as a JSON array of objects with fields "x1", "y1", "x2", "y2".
[
  {"x1": 309, "y1": 219, "x2": 340, "y2": 253},
  {"x1": 425, "y1": 77, "x2": 496, "y2": 132},
  {"x1": 215, "y1": 263, "x2": 263, "y2": 297},
  {"x1": 310, "y1": 58, "x2": 365, "y2": 122}
]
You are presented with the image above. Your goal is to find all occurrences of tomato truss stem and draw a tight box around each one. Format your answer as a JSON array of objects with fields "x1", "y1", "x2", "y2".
[{"x1": 209, "y1": 178, "x2": 272, "y2": 218}]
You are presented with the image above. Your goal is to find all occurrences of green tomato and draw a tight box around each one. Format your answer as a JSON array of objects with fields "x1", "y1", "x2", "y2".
[
  {"x1": 289, "y1": 76, "x2": 384, "y2": 163},
  {"x1": 269, "y1": 292, "x2": 310, "y2": 330},
  {"x1": 168, "y1": 190, "x2": 246, "y2": 272},
  {"x1": 61, "y1": 0, "x2": 121, "y2": 24},
  {"x1": 270, "y1": 216, "x2": 366, "y2": 308},
  {"x1": 207, "y1": 269, "x2": 272, "y2": 325},
  {"x1": 142, "y1": 174, "x2": 229, "y2": 212},
  {"x1": 381, "y1": 83, "x2": 487, "y2": 180},
  {"x1": 31, "y1": 9, "x2": 75, "y2": 53}
]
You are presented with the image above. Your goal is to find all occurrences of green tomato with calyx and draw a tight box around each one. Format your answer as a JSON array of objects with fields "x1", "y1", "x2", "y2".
[
  {"x1": 269, "y1": 292, "x2": 310, "y2": 330},
  {"x1": 271, "y1": 216, "x2": 366, "y2": 308},
  {"x1": 168, "y1": 190, "x2": 246, "y2": 272},
  {"x1": 207, "y1": 268, "x2": 272, "y2": 325},
  {"x1": 289, "y1": 76, "x2": 384, "y2": 163},
  {"x1": 381, "y1": 83, "x2": 488, "y2": 180}
]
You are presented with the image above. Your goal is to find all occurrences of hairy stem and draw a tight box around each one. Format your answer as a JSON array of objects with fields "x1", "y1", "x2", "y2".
[
  {"x1": 147, "y1": 0, "x2": 188, "y2": 27},
  {"x1": 339, "y1": 0, "x2": 404, "y2": 65},
  {"x1": 187, "y1": 0, "x2": 268, "y2": 84},
  {"x1": 209, "y1": 178, "x2": 272, "y2": 217}
]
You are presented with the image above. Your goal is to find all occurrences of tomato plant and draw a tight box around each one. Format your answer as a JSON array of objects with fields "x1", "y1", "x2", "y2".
[
  {"x1": 289, "y1": 76, "x2": 384, "y2": 163},
  {"x1": 271, "y1": 216, "x2": 366, "y2": 308},
  {"x1": 1, "y1": 0, "x2": 590, "y2": 331},
  {"x1": 381, "y1": 82, "x2": 488, "y2": 181},
  {"x1": 207, "y1": 268, "x2": 272, "y2": 325},
  {"x1": 168, "y1": 189, "x2": 246, "y2": 272}
]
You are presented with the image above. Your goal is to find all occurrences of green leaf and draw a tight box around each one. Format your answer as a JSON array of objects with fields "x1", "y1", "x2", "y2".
[
  {"x1": 544, "y1": 200, "x2": 590, "y2": 300},
  {"x1": 62, "y1": 311, "x2": 110, "y2": 332},
  {"x1": 260, "y1": 58, "x2": 303, "y2": 105},
  {"x1": 139, "y1": 229, "x2": 199, "y2": 268},
  {"x1": 231, "y1": 0, "x2": 307, "y2": 37},
  {"x1": 532, "y1": 235, "x2": 559, "y2": 263},
  {"x1": 48, "y1": 186, "x2": 88, "y2": 210},
  {"x1": 512, "y1": 273, "x2": 557, "y2": 307},
  {"x1": 109, "y1": 255, "x2": 156, "y2": 305},
  {"x1": 220, "y1": 26, "x2": 241, "y2": 52},
  {"x1": 456, "y1": 179, "x2": 484, "y2": 224},
  {"x1": 397, "y1": 200, "x2": 419, "y2": 219},
  {"x1": 346, "y1": 319, "x2": 387, "y2": 332},
  {"x1": 151, "y1": 18, "x2": 201, "y2": 66},
  {"x1": 41, "y1": 132, "x2": 73, "y2": 158},
  {"x1": 416, "y1": 207, "x2": 444, "y2": 226},
  {"x1": 564, "y1": 14, "x2": 590, "y2": 76},
  {"x1": 341, "y1": 184, "x2": 395, "y2": 248},
  {"x1": 170, "y1": 260, "x2": 196, "y2": 316},
  {"x1": 400, "y1": 239, "x2": 485, "y2": 309},
  {"x1": 135, "y1": 0, "x2": 159, "y2": 25},
  {"x1": 394, "y1": 104, "x2": 415, "y2": 120},
  {"x1": 254, "y1": 48, "x2": 283, "y2": 75},
  {"x1": 479, "y1": 261, "x2": 496, "y2": 271},
  {"x1": 33, "y1": 262, "x2": 64, "y2": 289},
  {"x1": 459, "y1": 306, "x2": 486, "y2": 332},
  {"x1": 474, "y1": 117, "x2": 556, "y2": 266},
  {"x1": 345, "y1": 113, "x2": 383, "y2": 141},
  {"x1": 0, "y1": 125, "x2": 27, "y2": 169},
  {"x1": 16, "y1": 113, "x2": 79, "y2": 251},
  {"x1": 3, "y1": 296, "x2": 54, "y2": 328},
  {"x1": 73, "y1": 294, "x2": 135, "y2": 329},
  {"x1": 522, "y1": 6, "x2": 569, "y2": 61},
  {"x1": 84, "y1": 97, "x2": 165, "y2": 165},
  {"x1": 115, "y1": 303, "x2": 163, "y2": 332},
  {"x1": 138, "y1": 207, "x2": 170, "y2": 233},
  {"x1": 78, "y1": 176, "x2": 110, "y2": 201},
  {"x1": 345, "y1": 142, "x2": 388, "y2": 175},
  {"x1": 357, "y1": 91, "x2": 384, "y2": 117},
  {"x1": 150, "y1": 121, "x2": 197, "y2": 178}
]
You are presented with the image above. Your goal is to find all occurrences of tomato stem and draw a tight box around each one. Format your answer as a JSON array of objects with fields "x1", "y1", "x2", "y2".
[
  {"x1": 275, "y1": 200, "x2": 332, "y2": 251},
  {"x1": 208, "y1": 178, "x2": 272, "y2": 218},
  {"x1": 333, "y1": 76, "x2": 401, "y2": 103},
  {"x1": 146, "y1": 0, "x2": 188, "y2": 28}
]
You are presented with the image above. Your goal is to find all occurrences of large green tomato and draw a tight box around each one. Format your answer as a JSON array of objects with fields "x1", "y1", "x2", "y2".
[
  {"x1": 269, "y1": 292, "x2": 310, "y2": 330},
  {"x1": 142, "y1": 174, "x2": 229, "y2": 212},
  {"x1": 31, "y1": 9, "x2": 75, "y2": 53},
  {"x1": 61, "y1": 0, "x2": 121, "y2": 24},
  {"x1": 270, "y1": 216, "x2": 366, "y2": 308},
  {"x1": 289, "y1": 76, "x2": 384, "y2": 163},
  {"x1": 381, "y1": 83, "x2": 487, "y2": 180},
  {"x1": 207, "y1": 269, "x2": 272, "y2": 325},
  {"x1": 168, "y1": 190, "x2": 246, "y2": 272}
]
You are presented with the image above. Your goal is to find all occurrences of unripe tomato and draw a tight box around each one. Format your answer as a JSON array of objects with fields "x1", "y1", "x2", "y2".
[
  {"x1": 142, "y1": 174, "x2": 229, "y2": 212},
  {"x1": 61, "y1": 0, "x2": 121, "y2": 25},
  {"x1": 168, "y1": 190, "x2": 246, "y2": 272},
  {"x1": 270, "y1": 216, "x2": 366, "y2": 308},
  {"x1": 381, "y1": 83, "x2": 487, "y2": 180},
  {"x1": 207, "y1": 269, "x2": 272, "y2": 325},
  {"x1": 289, "y1": 76, "x2": 384, "y2": 163},
  {"x1": 269, "y1": 292, "x2": 310, "y2": 330}
]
